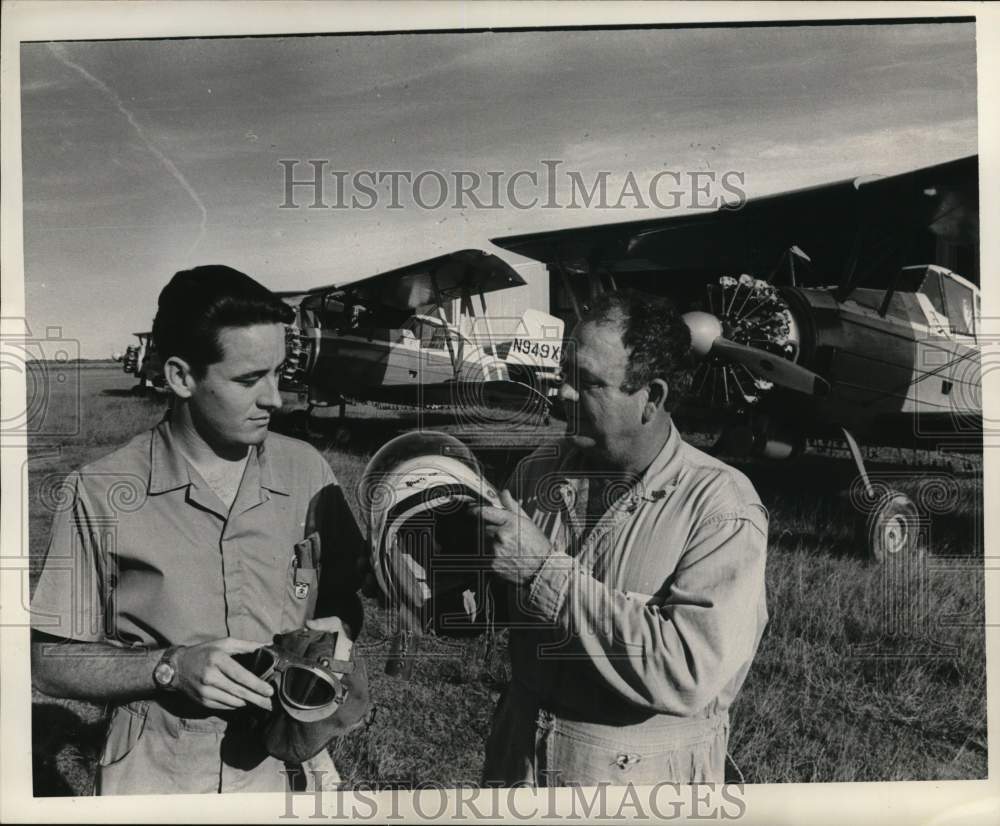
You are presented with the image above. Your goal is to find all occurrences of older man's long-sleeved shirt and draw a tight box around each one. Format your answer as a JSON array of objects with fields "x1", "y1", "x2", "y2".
[{"x1": 504, "y1": 423, "x2": 768, "y2": 725}]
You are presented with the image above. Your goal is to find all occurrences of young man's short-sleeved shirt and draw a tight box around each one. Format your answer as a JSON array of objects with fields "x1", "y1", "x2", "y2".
[
  {"x1": 30, "y1": 418, "x2": 364, "y2": 794},
  {"x1": 31, "y1": 417, "x2": 363, "y2": 650}
]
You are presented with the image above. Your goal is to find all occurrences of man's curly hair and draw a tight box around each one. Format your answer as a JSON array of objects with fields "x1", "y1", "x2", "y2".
[{"x1": 582, "y1": 289, "x2": 694, "y2": 412}]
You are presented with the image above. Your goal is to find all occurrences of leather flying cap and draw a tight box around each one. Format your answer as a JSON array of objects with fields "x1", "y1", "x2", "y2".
[{"x1": 254, "y1": 628, "x2": 372, "y2": 763}]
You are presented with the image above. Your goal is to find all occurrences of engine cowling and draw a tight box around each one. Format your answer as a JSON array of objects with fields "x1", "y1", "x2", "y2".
[{"x1": 688, "y1": 275, "x2": 802, "y2": 409}]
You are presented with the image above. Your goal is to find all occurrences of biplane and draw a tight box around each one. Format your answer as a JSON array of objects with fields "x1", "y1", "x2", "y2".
[
  {"x1": 113, "y1": 331, "x2": 165, "y2": 393},
  {"x1": 279, "y1": 249, "x2": 563, "y2": 420},
  {"x1": 491, "y1": 155, "x2": 981, "y2": 561}
]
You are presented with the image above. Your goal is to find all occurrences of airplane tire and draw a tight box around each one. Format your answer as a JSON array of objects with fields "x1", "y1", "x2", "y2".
[{"x1": 866, "y1": 491, "x2": 920, "y2": 564}]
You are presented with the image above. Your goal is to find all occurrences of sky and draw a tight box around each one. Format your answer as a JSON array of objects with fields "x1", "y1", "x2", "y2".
[{"x1": 19, "y1": 22, "x2": 978, "y2": 357}]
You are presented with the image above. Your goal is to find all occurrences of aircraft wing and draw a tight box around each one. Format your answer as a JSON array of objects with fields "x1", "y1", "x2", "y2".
[
  {"x1": 491, "y1": 155, "x2": 978, "y2": 289},
  {"x1": 309, "y1": 249, "x2": 527, "y2": 311}
]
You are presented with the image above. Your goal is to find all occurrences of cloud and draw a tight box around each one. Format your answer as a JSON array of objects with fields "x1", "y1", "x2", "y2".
[{"x1": 753, "y1": 119, "x2": 977, "y2": 166}]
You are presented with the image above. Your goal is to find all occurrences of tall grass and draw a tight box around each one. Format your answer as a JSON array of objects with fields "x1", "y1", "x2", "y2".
[{"x1": 26, "y1": 368, "x2": 987, "y2": 793}]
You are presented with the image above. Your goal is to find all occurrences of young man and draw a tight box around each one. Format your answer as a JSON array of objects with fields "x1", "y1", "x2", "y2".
[
  {"x1": 475, "y1": 289, "x2": 769, "y2": 786},
  {"x1": 31, "y1": 266, "x2": 364, "y2": 794}
]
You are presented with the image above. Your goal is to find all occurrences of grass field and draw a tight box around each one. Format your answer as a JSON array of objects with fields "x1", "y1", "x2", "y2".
[{"x1": 23, "y1": 366, "x2": 987, "y2": 793}]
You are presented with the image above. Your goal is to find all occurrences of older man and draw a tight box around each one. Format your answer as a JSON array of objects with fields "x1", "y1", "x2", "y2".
[
  {"x1": 476, "y1": 289, "x2": 768, "y2": 786},
  {"x1": 30, "y1": 266, "x2": 363, "y2": 794}
]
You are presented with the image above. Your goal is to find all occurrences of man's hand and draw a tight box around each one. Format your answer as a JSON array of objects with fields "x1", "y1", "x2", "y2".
[
  {"x1": 472, "y1": 490, "x2": 555, "y2": 586},
  {"x1": 173, "y1": 637, "x2": 274, "y2": 712}
]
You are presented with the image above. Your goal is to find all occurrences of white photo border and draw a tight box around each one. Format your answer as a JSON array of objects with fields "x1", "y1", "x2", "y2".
[{"x1": 2, "y1": 1, "x2": 997, "y2": 823}]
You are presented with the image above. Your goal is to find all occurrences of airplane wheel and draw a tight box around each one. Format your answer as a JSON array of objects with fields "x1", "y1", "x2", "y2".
[
  {"x1": 866, "y1": 491, "x2": 920, "y2": 564},
  {"x1": 303, "y1": 405, "x2": 321, "y2": 440}
]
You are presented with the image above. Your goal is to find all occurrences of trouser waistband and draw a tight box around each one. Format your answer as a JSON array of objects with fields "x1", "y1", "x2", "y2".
[
  {"x1": 121, "y1": 698, "x2": 251, "y2": 734},
  {"x1": 509, "y1": 680, "x2": 728, "y2": 742}
]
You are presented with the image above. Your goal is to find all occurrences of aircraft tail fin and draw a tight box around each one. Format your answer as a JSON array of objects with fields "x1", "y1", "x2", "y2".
[{"x1": 498, "y1": 309, "x2": 564, "y2": 393}]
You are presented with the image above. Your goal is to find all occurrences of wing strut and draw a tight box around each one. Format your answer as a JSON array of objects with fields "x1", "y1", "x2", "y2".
[
  {"x1": 430, "y1": 269, "x2": 462, "y2": 380},
  {"x1": 477, "y1": 290, "x2": 502, "y2": 381},
  {"x1": 836, "y1": 225, "x2": 865, "y2": 302},
  {"x1": 554, "y1": 260, "x2": 584, "y2": 322},
  {"x1": 877, "y1": 266, "x2": 902, "y2": 318},
  {"x1": 842, "y1": 427, "x2": 874, "y2": 499}
]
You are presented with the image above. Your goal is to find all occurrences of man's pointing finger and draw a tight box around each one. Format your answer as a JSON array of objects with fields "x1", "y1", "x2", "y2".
[
  {"x1": 471, "y1": 504, "x2": 510, "y2": 526},
  {"x1": 498, "y1": 489, "x2": 529, "y2": 517}
]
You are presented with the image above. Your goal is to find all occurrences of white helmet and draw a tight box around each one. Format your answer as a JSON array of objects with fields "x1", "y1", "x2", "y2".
[{"x1": 359, "y1": 432, "x2": 501, "y2": 653}]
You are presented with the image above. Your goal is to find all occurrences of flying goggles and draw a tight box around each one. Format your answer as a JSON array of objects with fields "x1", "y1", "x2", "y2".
[{"x1": 234, "y1": 635, "x2": 353, "y2": 721}]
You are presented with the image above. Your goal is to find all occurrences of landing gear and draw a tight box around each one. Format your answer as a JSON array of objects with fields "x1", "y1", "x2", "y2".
[
  {"x1": 842, "y1": 427, "x2": 921, "y2": 563},
  {"x1": 303, "y1": 401, "x2": 322, "y2": 440},
  {"x1": 301, "y1": 395, "x2": 352, "y2": 445},
  {"x1": 867, "y1": 491, "x2": 920, "y2": 564}
]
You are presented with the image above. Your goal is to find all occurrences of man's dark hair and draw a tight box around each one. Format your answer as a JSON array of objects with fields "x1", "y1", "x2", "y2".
[
  {"x1": 152, "y1": 265, "x2": 293, "y2": 376},
  {"x1": 582, "y1": 289, "x2": 693, "y2": 411}
]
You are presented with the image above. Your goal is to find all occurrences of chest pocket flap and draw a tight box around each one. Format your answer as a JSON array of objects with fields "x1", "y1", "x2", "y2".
[{"x1": 281, "y1": 532, "x2": 321, "y2": 629}]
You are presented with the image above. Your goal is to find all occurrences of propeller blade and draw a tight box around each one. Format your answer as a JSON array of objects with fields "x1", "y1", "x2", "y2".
[{"x1": 711, "y1": 338, "x2": 830, "y2": 397}]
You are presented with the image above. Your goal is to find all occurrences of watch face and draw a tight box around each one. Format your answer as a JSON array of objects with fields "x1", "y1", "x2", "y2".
[{"x1": 154, "y1": 661, "x2": 175, "y2": 687}]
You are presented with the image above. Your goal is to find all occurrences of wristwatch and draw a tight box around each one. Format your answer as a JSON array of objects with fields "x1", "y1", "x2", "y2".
[{"x1": 153, "y1": 645, "x2": 183, "y2": 691}]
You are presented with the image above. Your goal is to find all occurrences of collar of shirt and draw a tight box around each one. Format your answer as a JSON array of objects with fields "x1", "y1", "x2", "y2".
[
  {"x1": 559, "y1": 420, "x2": 684, "y2": 510},
  {"x1": 548, "y1": 422, "x2": 683, "y2": 557},
  {"x1": 147, "y1": 417, "x2": 292, "y2": 503},
  {"x1": 633, "y1": 419, "x2": 686, "y2": 500}
]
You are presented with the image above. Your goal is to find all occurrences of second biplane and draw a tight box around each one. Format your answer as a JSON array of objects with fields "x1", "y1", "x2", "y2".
[{"x1": 279, "y1": 249, "x2": 564, "y2": 424}]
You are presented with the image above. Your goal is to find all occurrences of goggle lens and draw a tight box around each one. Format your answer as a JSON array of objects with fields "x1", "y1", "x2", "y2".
[
  {"x1": 281, "y1": 665, "x2": 341, "y2": 709},
  {"x1": 236, "y1": 647, "x2": 278, "y2": 678}
]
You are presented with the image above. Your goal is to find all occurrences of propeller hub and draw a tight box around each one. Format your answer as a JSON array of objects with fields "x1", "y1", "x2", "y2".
[{"x1": 682, "y1": 311, "x2": 723, "y2": 358}]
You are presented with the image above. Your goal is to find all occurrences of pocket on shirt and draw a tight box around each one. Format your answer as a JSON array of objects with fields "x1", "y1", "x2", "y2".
[
  {"x1": 546, "y1": 717, "x2": 725, "y2": 786},
  {"x1": 98, "y1": 701, "x2": 148, "y2": 767},
  {"x1": 280, "y1": 533, "x2": 321, "y2": 630}
]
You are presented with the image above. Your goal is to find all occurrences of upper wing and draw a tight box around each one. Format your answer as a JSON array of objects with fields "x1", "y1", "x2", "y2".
[
  {"x1": 491, "y1": 155, "x2": 978, "y2": 290},
  {"x1": 304, "y1": 249, "x2": 526, "y2": 312}
]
